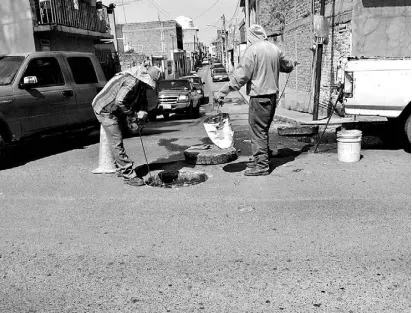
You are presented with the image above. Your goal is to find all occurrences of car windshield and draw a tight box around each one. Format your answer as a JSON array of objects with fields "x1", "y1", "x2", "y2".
[
  {"x1": 214, "y1": 69, "x2": 227, "y2": 74},
  {"x1": 0, "y1": 56, "x2": 25, "y2": 86},
  {"x1": 191, "y1": 77, "x2": 202, "y2": 84},
  {"x1": 213, "y1": 63, "x2": 223, "y2": 68},
  {"x1": 158, "y1": 80, "x2": 190, "y2": 91}
]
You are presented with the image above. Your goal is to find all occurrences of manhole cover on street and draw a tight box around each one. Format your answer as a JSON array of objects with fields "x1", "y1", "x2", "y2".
[
  {"x1": 184, "y1": 145, "x2": 238, "y2": 165},
  {"x1": 146, "y1": 169, "x2": 208, "y2": 188}
]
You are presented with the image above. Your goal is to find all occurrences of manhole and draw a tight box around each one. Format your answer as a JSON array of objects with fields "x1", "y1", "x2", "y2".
[{"x1": 146, "y1": 169, "x2": 208, "y2": 188}]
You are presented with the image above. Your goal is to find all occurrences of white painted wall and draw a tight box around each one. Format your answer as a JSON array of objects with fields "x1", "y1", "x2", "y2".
[{"x1": 0, "y1": 0, "x2": 36, "y2": 55}]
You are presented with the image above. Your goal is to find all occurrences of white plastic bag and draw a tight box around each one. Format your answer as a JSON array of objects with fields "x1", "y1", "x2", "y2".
[{"x1": 203, "y1": 113, "x2": 234, "y2": 149}]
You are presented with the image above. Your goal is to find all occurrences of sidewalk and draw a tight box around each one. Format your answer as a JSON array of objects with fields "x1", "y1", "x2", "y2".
[{"x1": 236, "y1": 87, "x2": 387, "y2": 127}]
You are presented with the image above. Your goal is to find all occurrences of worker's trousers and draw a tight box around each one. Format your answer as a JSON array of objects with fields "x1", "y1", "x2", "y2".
[
  {"x1": 95, "y1": 112, "x2": 137, "y2": 180},
  {"x1": 248, "y1": 94, "x2": 277, "y2": 169}
]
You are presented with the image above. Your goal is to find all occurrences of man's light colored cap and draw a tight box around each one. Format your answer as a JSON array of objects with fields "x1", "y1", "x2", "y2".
[
  {"x1": 248, "y1": 24, "x2": 267, "y2": 45},
  {"x1": 123, "y1": 65, "x2": 160, "y2": 89}
]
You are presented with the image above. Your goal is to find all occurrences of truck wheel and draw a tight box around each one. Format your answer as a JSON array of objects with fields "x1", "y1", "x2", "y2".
[
  {"x1": 148, "y1": 111, "x2": 157, "y2": 122},
  {"x1": 194, "y1": 102, "x2": 200, "y2": 118},
  {"x1": 187, "y1": 102, "x2": 194, "y2": 119},
  {"x1": 405, "y1": 115, "x2": 411, "y2": 144},
  {"x1": 0, "y1": 133, "x2": 6, "y2": 168}
]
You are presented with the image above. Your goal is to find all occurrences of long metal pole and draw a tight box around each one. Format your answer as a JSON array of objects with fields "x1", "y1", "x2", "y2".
[
  {"x1": 313, "y1": 0, "x2": 326, "y2": 121},
  {"x1": 222, "y1": 14, "x2": 228, "y2": 69}
]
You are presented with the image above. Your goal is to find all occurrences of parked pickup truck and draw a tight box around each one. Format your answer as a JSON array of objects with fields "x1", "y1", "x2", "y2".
[
  {"x1": 148, "y1": 79, "x2": 201, "y2": 121},
  {"x1": 0, "y1": 51, "x2": 106, "y2": 160},
  {"x1": 342, "y1": 57, "x2": 411, "y2": 143}
]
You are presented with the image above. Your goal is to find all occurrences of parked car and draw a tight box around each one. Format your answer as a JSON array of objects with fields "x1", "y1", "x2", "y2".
[
  {"x1": 180, "y1": 75, "x2": 206, "y2": 104},
  {"x1": 0, "y1": 51, "x2": 106, "y2": 160},
  {"x1": 148, "y1": 79, "x2": 201, "y2": 121},
  {"x1": 212, "y1": 68, "x2": 229, "y2": 82},
  {"x1": 210, "y1": 62, "x2": 224, "y2": 76}
]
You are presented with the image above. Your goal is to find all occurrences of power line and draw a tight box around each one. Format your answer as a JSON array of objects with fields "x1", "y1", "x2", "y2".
[
  {"x1": 147, "y1": 0, "x2": 171, "y2": 18},
  {"x1": 228, "y1": 0, "x2": 240, "y2": 26},
  {"x1": 193, "y1": 0, "x2": 222, "y2": 20}
]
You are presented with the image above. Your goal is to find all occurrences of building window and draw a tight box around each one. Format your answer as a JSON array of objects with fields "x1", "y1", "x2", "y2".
[
  {"x1": 21, "y1": 57, "x2": 64, "y2": 87},
  {"x1": 67, "y1": 57, "x2": 98, "y2": 84}
]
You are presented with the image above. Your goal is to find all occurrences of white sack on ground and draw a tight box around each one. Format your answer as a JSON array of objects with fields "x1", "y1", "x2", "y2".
[{"x1": 203, "y1": 113, "x2": 234, "y2": 149}]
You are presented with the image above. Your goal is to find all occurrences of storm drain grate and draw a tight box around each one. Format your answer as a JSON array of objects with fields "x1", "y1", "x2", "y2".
[{"x1": 146, "y1": 169, "x2": 208, "y2": 188}]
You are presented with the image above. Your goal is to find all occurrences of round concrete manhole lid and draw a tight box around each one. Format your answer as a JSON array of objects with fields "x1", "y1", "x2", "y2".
[
  {"x1": 146, "y1": 169, "x2": 208, "y2": 188},
  {"x1": 184, "y1": 145, "x2": 238, "y2": 165}
]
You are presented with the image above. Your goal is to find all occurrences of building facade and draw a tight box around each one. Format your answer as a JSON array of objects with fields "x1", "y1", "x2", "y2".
[
  {"x1": 1, "y1": 0, "x2": 112, "y2": 54},
  {"x1": 120, "y1": 20, "x2": 187, "y2": 79},
  {"x1": 240, "y1": 0, "x2": 411, "y2": 116},
  {"x1": 1, "y1": 0, "x2": 117, "y2": 78}
]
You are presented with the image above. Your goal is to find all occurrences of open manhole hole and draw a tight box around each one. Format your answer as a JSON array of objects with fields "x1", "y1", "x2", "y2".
[{"x1": 146, "y1": 169, "x2": 208, "y2": 188}]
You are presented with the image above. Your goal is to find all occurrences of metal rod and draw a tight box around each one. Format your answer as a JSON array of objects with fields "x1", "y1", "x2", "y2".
[
  {"x1": 314, "y1": 84, "x2": 343, "y2": 153},
  {"x1": 138, "y1": 128, "x2": 153, "y2": 181}
]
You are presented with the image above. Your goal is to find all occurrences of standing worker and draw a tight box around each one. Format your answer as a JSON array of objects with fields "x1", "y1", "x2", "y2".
[
  {"x1": 214, "y1": 24, "x2": 298, "y2": 176},
  {"x1": 92, "y1": 65, "x2": 161, "y2": 186}
]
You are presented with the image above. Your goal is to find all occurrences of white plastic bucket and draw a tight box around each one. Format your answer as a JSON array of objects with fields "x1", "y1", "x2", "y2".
[{"x1": 337, "y1": 130, "x2": 362, "y2": 162}]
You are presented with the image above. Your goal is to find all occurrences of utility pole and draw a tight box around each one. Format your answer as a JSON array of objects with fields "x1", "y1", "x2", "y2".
[
  {"x1": 245, "y1": 0, "x2": 250, "y2": 29},
  {"x1": 222, "y1": 14, "x2": 228, "y2": 69},
  {"x1": 313, "y1": 0, "x2": 326, "y2": 121},
  {"x1": 170, "y1": 34, "x2": 175, "y2": 78}
]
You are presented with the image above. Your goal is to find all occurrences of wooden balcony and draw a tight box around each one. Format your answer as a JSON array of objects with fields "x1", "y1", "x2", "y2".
[{"x1": 31, "y1": 0, "x2": 112, "y2": 38}]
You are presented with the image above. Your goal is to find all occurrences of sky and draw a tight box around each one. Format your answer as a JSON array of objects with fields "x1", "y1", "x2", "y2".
[{"x1": 102, "y1": 0, "x2": 241, "y2": 45}]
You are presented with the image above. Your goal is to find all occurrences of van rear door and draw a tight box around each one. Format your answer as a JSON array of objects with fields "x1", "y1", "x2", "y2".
[{"x1": 344, "y1": 58, "x2": 410, "y2": 118}]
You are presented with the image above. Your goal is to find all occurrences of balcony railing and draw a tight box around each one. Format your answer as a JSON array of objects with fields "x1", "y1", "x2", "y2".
[{"x1": 33, "y1": 0, "x2": 109, "y2": 34}]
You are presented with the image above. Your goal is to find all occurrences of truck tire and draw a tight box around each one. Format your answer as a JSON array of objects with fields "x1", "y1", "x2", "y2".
[
  {"x1": 405, "y1": 115, "x2": 411, "y2": 144},
  {"x1": 187, "y1": 102, "x2": 194, "y2": 119},
  {"x1": 148, "y1": 111, "x2": 157, "y2": 122},
  {"x1": 0, "y1": 133, "x2": 6, "y2": 168},
  {"x1": 193, "y1": 102, "x2": 200, "y2": 118}
]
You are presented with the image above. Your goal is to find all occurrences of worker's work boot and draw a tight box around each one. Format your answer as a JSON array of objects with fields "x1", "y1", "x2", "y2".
[
  {"x1": 244, "y1": 166, "x2": 270, "y2": 176},
  {"x1": 125, "y1": 177, "x2": 145, "y2": 186},
  {"x1": 246, "y1": 157, "x2": 258, "y2": 168}
]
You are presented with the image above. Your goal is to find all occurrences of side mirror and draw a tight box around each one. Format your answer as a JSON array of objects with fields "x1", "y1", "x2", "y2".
[{"x1": 19, "y1": 76, "x2": 38, "y2": 89}]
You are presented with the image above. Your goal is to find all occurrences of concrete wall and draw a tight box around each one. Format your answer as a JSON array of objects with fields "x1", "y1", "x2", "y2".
[
  {"x1": 0, "y1": 0, "x2": 36, "y2": 55},
  {"x1": 33, "y1": 33, "x2": 96, "y2": 53},
  {"x1": 183, "y1": 29, "x2": 198, "y2": 53},
  {"x1": 352, "y1": 0, "x2": 411, "y2": 57}
]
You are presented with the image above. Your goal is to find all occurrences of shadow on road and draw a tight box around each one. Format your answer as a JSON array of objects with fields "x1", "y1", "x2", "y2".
[
  {"x1": 222, "y1": 145, "x2": 312, "y2": 173},
  {"x1": 0, "y1": 131, "x2": 101, "y2": 170}
]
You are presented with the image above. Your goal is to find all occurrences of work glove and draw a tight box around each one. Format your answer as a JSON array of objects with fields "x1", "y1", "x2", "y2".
[
  {"x1": 125, "y1": 111, "x2": 147, "y2": 133},
  {"x1": 137, "y1": 111, "x2": 148, "y2": 123}
]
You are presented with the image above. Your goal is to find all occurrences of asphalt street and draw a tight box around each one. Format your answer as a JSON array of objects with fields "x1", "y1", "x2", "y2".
[{"x1": 0, "y1": 66, "x2": 410, "y2": 312}]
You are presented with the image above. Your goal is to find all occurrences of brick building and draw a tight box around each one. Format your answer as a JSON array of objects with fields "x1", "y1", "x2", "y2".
[{"x1": 120, "y1": 20, "x2": 188, "y2": 78}]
